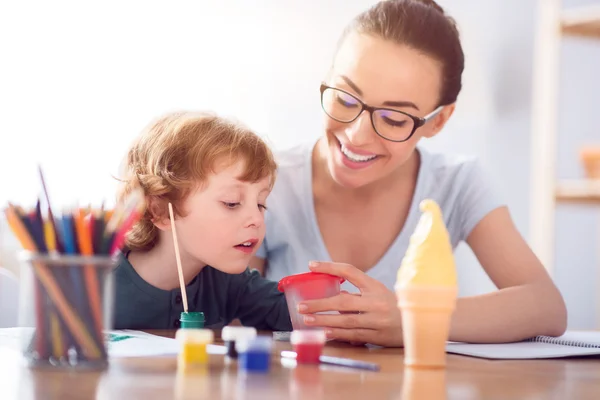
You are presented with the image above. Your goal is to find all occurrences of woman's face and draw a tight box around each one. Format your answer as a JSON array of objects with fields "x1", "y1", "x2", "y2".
[{"x1": 322, "y1": 32, "x2": 451, "y2": 189}]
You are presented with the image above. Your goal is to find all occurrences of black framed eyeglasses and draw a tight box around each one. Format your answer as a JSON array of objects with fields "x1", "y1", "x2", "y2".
[{"x1": 319, "y1": 83, "x2": 443, "y2": 143}]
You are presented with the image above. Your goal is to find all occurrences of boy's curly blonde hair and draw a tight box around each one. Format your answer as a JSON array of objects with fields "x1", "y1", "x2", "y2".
[{"x1": 118, "y1": 111, "x2": 277, "y2": 251}]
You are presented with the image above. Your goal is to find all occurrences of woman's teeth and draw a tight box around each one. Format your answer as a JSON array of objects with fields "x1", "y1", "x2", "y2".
[
  {"x1": 240, "y1": 242, "x2": 252, "y2": 247},
  {"x1": 340, "y1": 143, "x2": 377, "y2": 162}
]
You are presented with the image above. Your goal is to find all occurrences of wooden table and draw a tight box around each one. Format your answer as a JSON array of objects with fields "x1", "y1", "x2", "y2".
[{"x1": 2, "y1": 331, "x2": 600, "y2": 400}]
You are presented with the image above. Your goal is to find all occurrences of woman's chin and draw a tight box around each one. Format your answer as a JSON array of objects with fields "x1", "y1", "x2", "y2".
[{"x1": 327, "y1": 156, "x2": 380, "y2": 190}]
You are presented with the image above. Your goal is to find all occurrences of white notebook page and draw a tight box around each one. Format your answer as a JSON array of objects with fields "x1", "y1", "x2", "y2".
[{"x1": 445, "y1": 331, "x2": 600, "y2": 360}]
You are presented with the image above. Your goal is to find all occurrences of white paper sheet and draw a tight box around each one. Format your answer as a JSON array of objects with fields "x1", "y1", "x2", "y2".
[{"x1": 0, "y1": 327, "x2": 226, "y2": 358}]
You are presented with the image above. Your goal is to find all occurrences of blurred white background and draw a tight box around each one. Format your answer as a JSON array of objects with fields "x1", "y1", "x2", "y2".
[{"x1": 0, "y1": 0, "x2": 598, "y2": 329}]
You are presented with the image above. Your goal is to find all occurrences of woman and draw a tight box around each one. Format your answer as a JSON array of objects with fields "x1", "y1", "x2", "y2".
[{"x1": 251, "y1": 0, "x2": 567, "y2": 346}]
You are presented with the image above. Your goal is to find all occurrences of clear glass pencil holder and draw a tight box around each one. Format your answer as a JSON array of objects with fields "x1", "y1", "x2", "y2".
[{"x1": 18, "y1": 251, "x2": 116, "y2": 370}]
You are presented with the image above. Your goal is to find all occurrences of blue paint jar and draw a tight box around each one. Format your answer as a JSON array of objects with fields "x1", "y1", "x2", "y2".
[{"x1": 236, "y1": 336, "x2": 272, "y2": 373}]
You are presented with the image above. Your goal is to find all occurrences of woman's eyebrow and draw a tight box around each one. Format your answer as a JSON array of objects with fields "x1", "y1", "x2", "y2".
[
  {"x1": 382, "y1": 99, "x2": 419, "y2": 110},
  {"x1": 341, "y1": 75, "x2": 419, "y2": 111},
  {"x1": 341, "y1": 75, "x2": 364, "y2": 96}
]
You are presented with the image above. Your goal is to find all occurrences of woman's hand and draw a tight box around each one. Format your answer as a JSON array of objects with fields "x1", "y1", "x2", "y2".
[{"x1": 297, "y1": 261, "x2": 404, "y2": 347}]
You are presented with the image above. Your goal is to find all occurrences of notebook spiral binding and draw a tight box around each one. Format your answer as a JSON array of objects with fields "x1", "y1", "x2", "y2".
[{"x1": 528, "y1": 335, "x2": 600, "y2": 349}]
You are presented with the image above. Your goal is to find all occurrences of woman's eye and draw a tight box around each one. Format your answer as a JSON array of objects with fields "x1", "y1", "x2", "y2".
[
  {"x1": 223, "y1": 202, "x2": 240, "y2": 209},
  {"x1": 258, "y1": 204, "x2": 268, "y2": 211},
  {"x1": 336, "y1": 93, "x2": 359, "y2": 108},
  {"x1": 382, "y1": 116, "x2": 408, "y2": 127}
]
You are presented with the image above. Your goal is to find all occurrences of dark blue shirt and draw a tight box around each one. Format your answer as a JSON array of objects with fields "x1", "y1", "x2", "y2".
[{"x1": 113, "y1": 254, "x2": 292, "y2": 331}]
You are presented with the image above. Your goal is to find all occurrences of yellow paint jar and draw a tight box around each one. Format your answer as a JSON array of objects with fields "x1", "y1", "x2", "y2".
[{"x1": 175, "y1": 329, "x2": 214, "y2": 370}]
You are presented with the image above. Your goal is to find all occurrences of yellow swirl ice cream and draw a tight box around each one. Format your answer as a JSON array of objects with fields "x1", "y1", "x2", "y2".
[
  {"x1": 396, "y1": 199, "x2": 457, "y2": 288},
  {"x1": 396, "y1": 199, "x2": 458, "y2": 368}
]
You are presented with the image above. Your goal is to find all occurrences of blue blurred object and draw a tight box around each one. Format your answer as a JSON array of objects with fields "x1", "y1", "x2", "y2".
[{"x1": 236, "y1": 336, "x2": 272, "y2": 373}]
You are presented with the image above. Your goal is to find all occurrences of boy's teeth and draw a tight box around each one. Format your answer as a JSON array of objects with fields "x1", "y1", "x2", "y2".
[{"x1": 340, "y1": 144, "x2": 377, "y2": 162}]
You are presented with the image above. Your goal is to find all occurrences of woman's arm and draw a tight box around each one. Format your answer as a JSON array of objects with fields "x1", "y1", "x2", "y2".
[
  {"x1": 451, "y1": 206, "x2": 567, "y2": 342},
  {"x1": 298, "y1": 207, "x2": 567, "y2": 346}
]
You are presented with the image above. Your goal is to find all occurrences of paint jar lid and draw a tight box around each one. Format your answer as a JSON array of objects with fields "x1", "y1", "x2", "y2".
[
  {"x1": 175, "y1": 328, "x2": 214, "y2": 343},
  {"x1": 277, "y1": 272, "x2": 344, "y2": 292},
  {"x1": 235, "y1": 336, "x2": 272, "y2": 354},
  {"x1": 290, "y1": 329, "x2": 327, "y2": 345},
  {"x1": 180, "y1": 312, "x2": 205, "y2": 328},
  {"x1": 222, "y1": 326, "x2": 257, "y2": 342}
]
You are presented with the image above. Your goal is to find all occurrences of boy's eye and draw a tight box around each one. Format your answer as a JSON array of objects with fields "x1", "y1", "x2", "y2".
[{"x1": 223, "y1": 202, "x2": 240, "y2": 209}]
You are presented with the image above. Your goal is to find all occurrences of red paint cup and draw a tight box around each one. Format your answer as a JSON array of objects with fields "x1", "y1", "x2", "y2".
[{"x1": 278, "y1": 272, "x2": 344, "y2": 330}]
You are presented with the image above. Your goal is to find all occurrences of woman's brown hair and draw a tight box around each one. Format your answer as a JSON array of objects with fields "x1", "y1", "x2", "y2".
[{"x1": 339, "y1": 0, "x2": 465, "y2": 106}]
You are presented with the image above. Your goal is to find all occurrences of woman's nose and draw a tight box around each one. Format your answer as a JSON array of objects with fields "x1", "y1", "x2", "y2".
[{"x1": 345, "y1": 110, "x2": 376, "y2": 147}]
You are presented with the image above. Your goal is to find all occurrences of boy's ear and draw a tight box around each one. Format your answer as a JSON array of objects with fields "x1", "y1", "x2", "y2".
[
  {"x1": 147, "y1": 197, "x2": 171, "y2": 231},
  {"x1": 422, "y1": 103, "x2": 456, "y2": 139}
]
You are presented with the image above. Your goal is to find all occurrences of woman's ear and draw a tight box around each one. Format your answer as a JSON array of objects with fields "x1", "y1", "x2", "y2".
[
  {"x1": 147, "y1": 197, "x2": 171, "y2": 231},
  {"x1": 422, "y1": 103, "x2": 456, "y2": 139}
]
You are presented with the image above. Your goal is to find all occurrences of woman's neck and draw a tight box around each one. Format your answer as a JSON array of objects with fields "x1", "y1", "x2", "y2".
[
  {"x1": 128, "y1": 231, "x2": 206, "y2": 291},
  {"x1": 313, "y1": 137, "x2": 420, "y2": 204}
]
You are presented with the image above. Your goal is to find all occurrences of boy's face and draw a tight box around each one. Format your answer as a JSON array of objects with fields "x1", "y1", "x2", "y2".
[{"x1": 170, "y1": 160, "x2": 271, "y2": 274}]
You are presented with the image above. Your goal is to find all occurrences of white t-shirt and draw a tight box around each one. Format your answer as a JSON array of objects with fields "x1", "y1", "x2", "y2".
[{"x1": 256, "y1": 141, "x2": 504, "y2": 293}]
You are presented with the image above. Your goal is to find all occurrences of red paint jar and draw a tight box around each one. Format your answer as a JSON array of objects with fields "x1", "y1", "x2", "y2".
[{"x1": 291, "y1": 330, "x2": 326, "y2": 364}]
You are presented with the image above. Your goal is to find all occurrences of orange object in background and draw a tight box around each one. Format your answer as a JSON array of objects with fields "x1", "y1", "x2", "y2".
[{"x1": 580, "y1": 146, "x2": 600, "y2": 179}]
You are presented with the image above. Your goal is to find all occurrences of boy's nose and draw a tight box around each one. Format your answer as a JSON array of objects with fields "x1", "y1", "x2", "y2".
[{"x1": 245, "y1": 206, "x2": 263, "y2": 228}]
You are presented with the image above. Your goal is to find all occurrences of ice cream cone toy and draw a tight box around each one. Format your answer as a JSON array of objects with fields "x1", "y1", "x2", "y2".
[{"x1": 396, "y1": 199, "x2": 458, "y2": 368}]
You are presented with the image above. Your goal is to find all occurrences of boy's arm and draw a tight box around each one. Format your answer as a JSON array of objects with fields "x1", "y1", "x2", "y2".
[{"x1": 228, "y1": 268, "x2": 292, "y2": 331}]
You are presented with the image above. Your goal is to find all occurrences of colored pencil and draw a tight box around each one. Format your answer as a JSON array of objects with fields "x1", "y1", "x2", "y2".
[
  {"x1": 74, "y1": 208, "x2": 104, "y2": 356},
  {"x1": 3, "y1": 170, "x2": 145, "y2": 367},
  {"x1": 280, "y1": 351, "x2": 381, "y2": 371},
  {"x1": 5, "y1": 206, "x2": 101, "y2": 359}
]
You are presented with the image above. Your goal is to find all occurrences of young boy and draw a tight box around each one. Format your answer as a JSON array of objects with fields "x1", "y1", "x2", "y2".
[{"x1": 112, "y1": 111, "x2": 292, "y2": 331}]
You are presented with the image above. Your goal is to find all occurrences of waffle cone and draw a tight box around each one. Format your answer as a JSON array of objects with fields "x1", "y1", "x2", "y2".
[{"x1": 397, "y1": 286, "x2": 457, "y2": 368}]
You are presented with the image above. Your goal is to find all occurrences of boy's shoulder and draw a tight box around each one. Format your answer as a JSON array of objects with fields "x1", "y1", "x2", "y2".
[{"x1": 113, "y1": 251, "x2": 133, "y2": 277}]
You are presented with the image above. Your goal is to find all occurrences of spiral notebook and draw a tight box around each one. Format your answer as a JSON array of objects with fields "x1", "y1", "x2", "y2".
[{"x1": 445, "y1": 331, "x2": 600, "y2": 359}]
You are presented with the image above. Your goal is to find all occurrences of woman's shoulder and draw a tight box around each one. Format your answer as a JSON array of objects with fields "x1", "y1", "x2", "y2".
[
  {"x1": 265, "y1": 141, "x2": 315, "y2": 205},
  {"x1": 272, "y1": 142, "x2": 314, "y2": 169},
  {"x1": 420, "y1": 146, "x2": 485, "y2": 185},
  {"x1": 418, "y1": 146, "x2": 504, "y2": 243},
  {"x1": 269, "y1": 142, "x2": 314, "y2": 189},
  {"x1": 418, "y1": 146, "x2": 501, "y2": 210}
]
